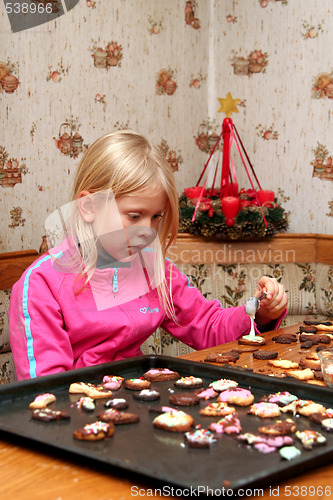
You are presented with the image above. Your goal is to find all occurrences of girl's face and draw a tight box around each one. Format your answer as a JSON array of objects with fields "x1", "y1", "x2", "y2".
[{"x1": 92, "y1": 186, "x2": 168, "y2": 261}]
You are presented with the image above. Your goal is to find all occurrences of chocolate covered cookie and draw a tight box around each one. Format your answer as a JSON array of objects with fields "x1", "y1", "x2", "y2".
[
  {"x1": 253, "y1": 350, "x2": 278, "y2": 360},
  {"x1": 73, "y1": 421, "x2": 114, "y2": 441},
  {"x1": 169, "y1": 392, "x2": 200, "y2": 406},
  {"x1": 174, "y1": 376, "x2": 203, "y2": 389},
  {"x1": 133, "y1": 389, "x2": 160, "y2": 401},
  {"x1": 31, "y1": 408, "x2": 70, "y2": 422},
  {"x1": 185, "y1": 428, "x2": 217, "y2": 448},
  {"x1": 98, "y1": 408, "x2": 140, "y2": 424}
]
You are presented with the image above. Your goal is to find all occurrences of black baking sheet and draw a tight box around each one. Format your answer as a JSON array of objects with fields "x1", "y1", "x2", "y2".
[{"x1": 0, "y1": 355, "x2": 333, "y2": 496}]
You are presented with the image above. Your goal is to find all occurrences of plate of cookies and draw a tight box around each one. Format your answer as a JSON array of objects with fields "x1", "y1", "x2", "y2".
[{"x1": 0, "y1": 356, "x2": 332, "y2": 494}]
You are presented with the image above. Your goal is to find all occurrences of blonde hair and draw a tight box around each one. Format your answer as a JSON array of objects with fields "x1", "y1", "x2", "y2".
[{"x1": 71, "y1": 129, "x2": 179, "y2": 318}]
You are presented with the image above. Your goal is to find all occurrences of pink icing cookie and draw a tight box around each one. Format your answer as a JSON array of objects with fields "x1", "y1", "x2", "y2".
[
  {"x1": 196, "y1": 387, "x2": 218, "y2": 400},
  {"x1": 29, "y1": 393, "x2": 56, "y2": 409},
  {"x1": 209, "y1": 413, "x2": 242, "y2": 435},
  {"x1": 102, "y1": 376, "x2": 124, "y2": 390},
  {"x1": 217, "y1": 388, "x2": 254, "y2": 406},
  {"x1": 247, "y1": 402, "x2": 281, "y2": 418},
  {"x1": 143, "y1": 368, "x2": 179, "y2": 381}
]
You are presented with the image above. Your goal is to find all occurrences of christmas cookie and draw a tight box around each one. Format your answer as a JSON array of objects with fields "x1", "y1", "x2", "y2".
[
  {"x1": 208, "y1": 413, "x2": 242, "y2": 435},
  {"x1": 143, "y1": 368, "x2": 179, "y2": 382},
  {"x1": 258, "y1": 418, "x2": 296, "y2": 436},
  {"x1": 73, "y1": 421, "x2": 114, "y2": 441},
  {"x1": 217, "y1": 387, "x2": 254, "y2": 406},
  {"x1": 253, "y1": 350, "x2": 278, "y2": 360},
  {"x1": 174, "y1": 376, "x2": 203, "y2": 389},
  {"x1": 153, "y1": 410, "x2": 194, "y2": 433},
  {"x1": 133, "y1": 389, "x2": 160, "y2": 401},
  {"x1": 247, "y1": 402, "x2": 281, "y2": 418},
  {"x1": 199, "y1": 402, "x2": 236, "y2": 417},
  {"x1": 260, "y1": 391, "x2": 298, "y2": 407},
  {"x1": 98, "y1": 408, "x2": 140, "y2": 425},
  {"x1": 308, "y1": 408, "x2": 333, "y2": 424},
  {"x1": 321, "y1": 418, "x2": 333, "y2": 432},
  {"x1": 279, "y1": 446, "x2": 302, "y2": 461},
  {"x1": 295, "y1": 430, "x2": 326, "y2": 450},
  {"x1": 69, "y1": 382, "x2": 112, "y2": 399},
  {"x1": 272, "y1": 333, "x2": 298, "y2": 344},
  {"x1": 209, "y1": 379, "x2": 238, "y2": 392},
  {"x1": 29, "y1": 393, "x2": 56, "y2": 409},
  {"x1": 238, "y1": 433, "x2": 293, "y2": 453},
  {"x1": 281, "y1": 399, "x2": 326, "y2": 417},
  {"x1": 104, "y1": 398, "x2": 128, "y2": 410},
  {"x1": 169, "y1": 392, "x2": 200, "y2": 406},
  {"x1": 267, "y1": 360, "x2": 299, "y2": 370},
  {"x1": 77, "y1": 397, "x2": 95, "y2": 412},
  {"x1": 196, "y1": 387, "x2": 218, "y2": 400},
  {"x1": 124, "y1": 378, "x2": 151, "y2": 390},
  {"x1": 204, "y1": 350, "x2": 240, "y2": 364},
  {"x1": 31, "y1": 408, "x2": 70, "y2": 422},
  {"x1": 238, "y1": 335, "x2": 266, "y2": 346},
  {"x1": 285, "y1": 368, "x2": 314, "y2": 381},
  {"x1": 185, "y1": 428, "x2": 217, "y2": 448},
  {"x1": 102, "y1": 375, "x2": 124, "y2": 390}
]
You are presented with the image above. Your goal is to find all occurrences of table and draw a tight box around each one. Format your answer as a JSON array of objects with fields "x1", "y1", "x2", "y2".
[{"x1": 0, "y1": 323, "x2": 332, "y2": 500}]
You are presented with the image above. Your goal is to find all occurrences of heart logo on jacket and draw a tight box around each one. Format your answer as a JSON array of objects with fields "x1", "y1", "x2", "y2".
[{"x1": 139, "y1": 307, "x2": 148, "y2": 314}]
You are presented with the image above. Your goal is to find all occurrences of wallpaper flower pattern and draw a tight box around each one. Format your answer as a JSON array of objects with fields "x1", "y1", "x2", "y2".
[{"x1": 0, "y1": 0, "x2": 332, "y2": 252}]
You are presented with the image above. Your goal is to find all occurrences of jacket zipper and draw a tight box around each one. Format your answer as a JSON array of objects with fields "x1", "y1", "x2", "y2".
[{"x1": 112, "y1": 268, "x2": 119, "y2": 293}]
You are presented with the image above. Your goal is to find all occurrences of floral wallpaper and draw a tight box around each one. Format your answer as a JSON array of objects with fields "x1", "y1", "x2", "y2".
[{"x1": 0, "y1": 0, "x2": 332, "y2": 253}]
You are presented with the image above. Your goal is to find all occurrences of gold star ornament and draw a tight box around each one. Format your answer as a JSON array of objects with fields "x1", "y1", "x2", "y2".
[{"x1": 218, "y1": 92, "x2": 240, "y2": 117}]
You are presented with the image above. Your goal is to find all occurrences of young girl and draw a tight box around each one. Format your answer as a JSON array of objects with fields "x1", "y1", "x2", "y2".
[{"x1": 9, "y1": 130, "x2": 287, "y2": 380}]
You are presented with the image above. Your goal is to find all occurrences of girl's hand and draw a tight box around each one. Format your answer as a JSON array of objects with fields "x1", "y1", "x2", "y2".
[{"x1": 254, "y1": 276, "x2": 288, "y2": 325}]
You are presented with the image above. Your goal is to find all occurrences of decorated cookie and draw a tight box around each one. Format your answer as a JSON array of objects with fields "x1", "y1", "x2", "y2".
[
  {"x1": 98, "y1": 408, "x2": 140, "y2": 425},
  {"x1": 124, "y1": 378, "x2": 151, "y2": 390},
  {"x1": 295, "y1": 430, "x2": 326, "y2": 450},
  {"x1": 133, "y1": 389, "x2": 160, "y2": 401},
  {"x1": 196, "y1": 387, "x2": 218, "y2": 400},
  {"x1": 153, "y1": 410, "x2": 194, "y2": 432},
  {"x1": 279, "y1": 446, "x2": 302, "y2": 461},
  {"x1": 208, "y1": 413, "x2": 242, "y2": 435},
  {"x1": 143, "y1": 368, "x2": 179, "y2": 382},
  {"x1": 199, "y1": 402, "x2": 236, "y2": 417},
  {"x1": 258, "y1": 418, "x2": 296, "y2": 436},
  {"x1": 238, "y1": 335, "x2": 266, "y2": 346},
  {"x1": 217, "y1": 387, "x2": 254, "y2": 406},
  {"x1": 185, "y1": 428, "x2": 217, "y2": 448},
  {"x1": 260, "y1": 391, "x2": 298, "y2": 407},
  {"x1": 73, "y1": 421, "x2": 114, "y2": 441},
  {"x1": 308, "y1": 408, "x2": 333, "y2": 424},
  {"x1": 31, "y1": 408, "x2": 70, "y2": 422},
  {"x1": 169, "y1": 392, "x2": 200, "y2": 406},
  {"x1": 102, "y1": 375, "x2": 124, "y2": 390},
  {"x1": 321, "y1": 418, "x2": 333, "y2": 432},
  {"x1": 247, "y1": 402, "x2": 281, "y2": 418},
  {"x1": 238, "y1": 433, "x2": 293, "y2": 453},
  {"x1": 104, "y1": 398, "x2": 128, "y2": 410},
  {"x1": 174, "y1": 376, "x2": 203, "y2": 389},
  {"x1": 69, "y1": 382, "x2": 112, "y2": 399},
  {"x1": 77, "y1": 396, "x2": 95, "y2": 412},
  {"x1": 281, "y1": 399, "x2": 326, "y2": 417},
  {"x1": 29, "y1": 393, "x2": 56, "y2": 409},
  {"x1": 209, "y1": 379, "x2": 238, "y2": 392}
]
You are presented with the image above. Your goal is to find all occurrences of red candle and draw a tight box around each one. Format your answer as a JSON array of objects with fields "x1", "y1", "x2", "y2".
[
  {"x1": 221, "y1": 196, "x2": 240, "y2": 218},
  {"x1": 224, "y1": 182, "x2": 239, "y2": 197},
  {"x1": 257, "y1": 190, "x2": 275, "y2": 205},
  {"x1": 184, "y1": 186, "x2": 203, "y2": 199}
]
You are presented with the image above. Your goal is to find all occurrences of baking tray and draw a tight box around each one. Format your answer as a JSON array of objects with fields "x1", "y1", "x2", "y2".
[{"x1": 0, "y1": 355, "x2": 333, "y2": 496}]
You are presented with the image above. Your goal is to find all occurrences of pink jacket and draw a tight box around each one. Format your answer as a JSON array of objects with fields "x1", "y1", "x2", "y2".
[{"x1": 9, "y1": 242, "x2": 285, "y2": 380}]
